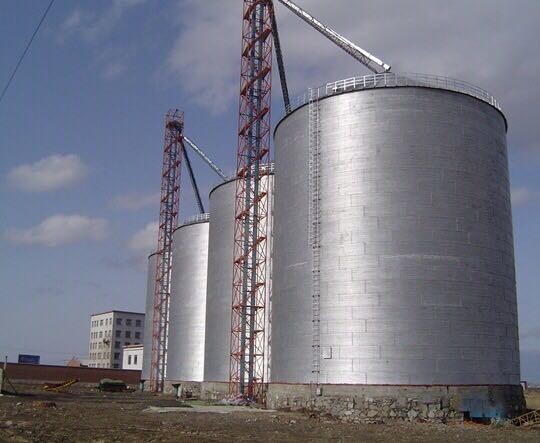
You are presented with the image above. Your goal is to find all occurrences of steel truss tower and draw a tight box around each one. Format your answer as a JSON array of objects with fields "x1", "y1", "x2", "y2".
[
  {"x1": 230, "y1": 0, "x2": 273, "y2": 401},
  {"x1": 150, "y1": 110, "x2": 184, "y2": 392}
]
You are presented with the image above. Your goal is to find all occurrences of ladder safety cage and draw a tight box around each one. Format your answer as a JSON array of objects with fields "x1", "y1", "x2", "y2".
[{"x1": 308, "y1": 88, "x2": 321, "y2": 386}]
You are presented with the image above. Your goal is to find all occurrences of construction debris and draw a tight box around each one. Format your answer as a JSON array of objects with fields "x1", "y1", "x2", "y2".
[
  {"x1": 512, "y1": 409, "x2": 540, "y2": 427},
  {"x1": 42, "y1": 378, "x2": 79, "y2": 392}
]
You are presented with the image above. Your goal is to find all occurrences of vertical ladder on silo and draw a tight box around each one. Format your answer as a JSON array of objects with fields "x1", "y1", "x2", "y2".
[{"x1": 308, "y1": 88, "x2": 321, "y2": 388}]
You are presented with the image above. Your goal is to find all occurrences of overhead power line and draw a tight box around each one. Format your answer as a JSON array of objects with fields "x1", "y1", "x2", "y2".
[{"x1": 0, "y1": 0, "x2": 55, "y2": 106}]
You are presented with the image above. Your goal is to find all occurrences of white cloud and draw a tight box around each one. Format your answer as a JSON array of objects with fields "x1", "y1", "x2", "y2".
[
  {"x1": 164, "y1": 0, "x2": 540, "y2": 152},
  {"x1": 63, "y1": 9, "x2": 82, "y2": 31},
  {"x1": 110, "y1": 192, "x2": 161, "y2": 211},
  {"x1": 165, "y1": 1, "x2": 241, "y2": 113},
  {"x1": 511, "y1": 187, "x2": 537, "y2": 207},
  {"x1": 7, "y1": 154, "x2": 88, "y2": 192},
  {"x1": 102, "y1": 61, "x2": 127, "y2": 79},
  {"x1": 5, "y1": 215, "x2": 108, "y2": 247},
  {"x1": 61, "y1": 0, "x2": 146, "y2": 43},
  {"x1": 128, "y1": 221, "x2": 158, "y2": 255}
]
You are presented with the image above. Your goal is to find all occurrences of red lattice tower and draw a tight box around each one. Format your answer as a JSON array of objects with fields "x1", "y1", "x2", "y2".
[
  {"x1": 149, "y1": 110, "x2": 184, "y2": 392},
  {"x1": 230, "y1": 0, "x2": 273, "y2": 401}
]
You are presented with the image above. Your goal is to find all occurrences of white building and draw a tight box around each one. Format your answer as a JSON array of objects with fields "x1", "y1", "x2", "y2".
[
  {"x1": 122, "y1": 344, "x2": 143, "y2": 370},
  {"x1": 88, "y1": 310, "x2": 144, "y2": 369}
]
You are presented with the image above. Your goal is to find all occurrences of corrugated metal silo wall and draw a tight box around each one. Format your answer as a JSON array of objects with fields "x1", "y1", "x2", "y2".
[
  {"x1": 204, "y1": 175, "x2": 274, "y2": 383},
  {"x1": 271, "y1": 87, "x2": 519, "y2": 385},
  {"x1": 166, "y1": 221, "x2": 210, "y2": 382},
  {"x1": 141, "y1": 252, "x2": 158, "y2": 380}
]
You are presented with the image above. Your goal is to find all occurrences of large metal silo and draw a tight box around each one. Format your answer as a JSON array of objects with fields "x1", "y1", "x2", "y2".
[
  {"x1": 165, "y1": 215, "x2": 210, "y2": 393},
  {"x1": 269, "y1": 73, "x2": 523, "y2": 419},
  {"x1": 141, "y1": 252, "x2": 159, "y2": 382},
  {"x1": 202, "y1": 168, "x2": 274, "y2": 398}
]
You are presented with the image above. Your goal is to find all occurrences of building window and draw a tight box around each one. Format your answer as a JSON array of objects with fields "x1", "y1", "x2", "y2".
[
  {"x1": 98, "y1": 353, "x2": 102, "y2": 359},
  {"x1": 134, "y1": 355, "x2": 138, "y2": 365},
  {"x1": 116, "y1": 318, "x2": 122, "y2": 326},
  {"x1": 125, "y1": 342, "x2": 130, "y2": 346},
  {"x1": 113, "y1": 363, "x2": 119, "y2": 368},
  {"x1": 99, "y1": 331, "x2": 103, "y2": 338},
  {"x1": 125, "y1": 331, "x2": 131, "y2": 338},
  {"x1": 136, "y1": 320, "x2": 141, "y2": 327},
  {"x1": 126, "y1": 319, "x2": 132, "y2": 326},
  {"x1": 135, "y1": 332, "x2": 141, "y2": 339},
  {"x1": 114, "y1": 352, "x2": 120, "y2": 360},
  {"x1": 128, "y1": 355, "x2": 132, "y2": 365},
  {"x1": 116, "y1": 330, "x2": 121, "y2": 338},
  {"x1": 100, "y1": 319, "x2": 103, "y2": 326},
  {"x1": 115, "y1": 341, "x2": 120, "y2": 349}
]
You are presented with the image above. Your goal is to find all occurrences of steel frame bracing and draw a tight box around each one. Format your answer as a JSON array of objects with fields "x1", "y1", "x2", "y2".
[
  {"x1": 230, "y1": 0, "x2": 273, "y2": 401},
  {"x1": 149, "y1": 110, "x2": 184, "y2": 393}
]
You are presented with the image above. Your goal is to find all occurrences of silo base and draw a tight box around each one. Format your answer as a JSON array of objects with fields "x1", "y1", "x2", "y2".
[
  {"x1": 201, "y1": 381, "x2": 230, "y2": 401},
  {"x1": 266, "y1": 383, "x2": 525, "y2": 421},
  {"x1": 163, "y1": 380, "x2": 202, "y2": 398}
]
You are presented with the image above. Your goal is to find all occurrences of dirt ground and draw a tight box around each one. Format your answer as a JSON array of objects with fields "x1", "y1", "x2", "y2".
[{"x1": 0, "y1": 384, "x2": 538, "y2": 442}]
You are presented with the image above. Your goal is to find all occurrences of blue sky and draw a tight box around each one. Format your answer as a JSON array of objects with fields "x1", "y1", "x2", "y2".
[{"x1": 1, "y1": 0, "x2": 539, "y2": 382}]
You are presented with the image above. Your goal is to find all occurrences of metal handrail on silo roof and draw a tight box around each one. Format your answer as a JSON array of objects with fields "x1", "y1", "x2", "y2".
[
  {"x1": 210, "y1": 162, "x2": 276, "y2": 192},
  {"x1": 292, "y1": 73, "x2": 502, "y2": 113},
  {"x1": 181, "y1": 213, "x2": 210, "y2": 227}
]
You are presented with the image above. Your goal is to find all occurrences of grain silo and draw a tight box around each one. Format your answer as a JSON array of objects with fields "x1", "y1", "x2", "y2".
[
  {"x1": 165, "y1": 214, "x2": 210, "y2": 395},
  {"x1": 141, "y1": 251, "x2": 159, "y2": 383},
  {"x1": 268, "y1": 73, "x2": 523, "y2": 419},
  {"x1": 202, "y1": 166, "x2": 274, "y2": 399}
]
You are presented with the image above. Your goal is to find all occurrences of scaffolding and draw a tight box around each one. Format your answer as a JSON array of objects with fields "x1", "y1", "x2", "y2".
[
  {"x1": 149, "y1": 110, "x2": 184, "y2": 393},
  {"x1": 230, "y1": 0, "x2": 273, "y2": 402}
]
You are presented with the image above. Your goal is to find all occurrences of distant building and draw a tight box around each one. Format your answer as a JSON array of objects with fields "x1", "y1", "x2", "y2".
[
  {"x1": 122, "y1": 345, "x2": 143, "y2": 371},
  {"x1": 66, "y1": 357, "x2": 83, "y2": 367},
  {"x1": 88, "y1": 310, "x2": 144, "y2": 369}
]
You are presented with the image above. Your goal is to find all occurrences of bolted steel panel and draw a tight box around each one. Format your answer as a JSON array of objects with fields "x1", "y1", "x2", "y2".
[
  {"x1": 271, "y1": 86, "x2": 519, "y2": 385},
  {"x1": 166, "y1": 220, "x2": 210, "y2": 382},
  {"x1": 203, "y1": 179, "x2": 236, "y2": 383}
]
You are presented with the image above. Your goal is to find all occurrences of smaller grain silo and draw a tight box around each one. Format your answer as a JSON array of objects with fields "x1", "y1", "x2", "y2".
[
  {"x1": 141, "y1": 251, "x2": 159, "y2": 383},
  {"x1": 202, "y1": 166, "x2": 274, "y2": 399},
  {"x1": 165, "y1": 214, "x2": 210, "y2": 395}
]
